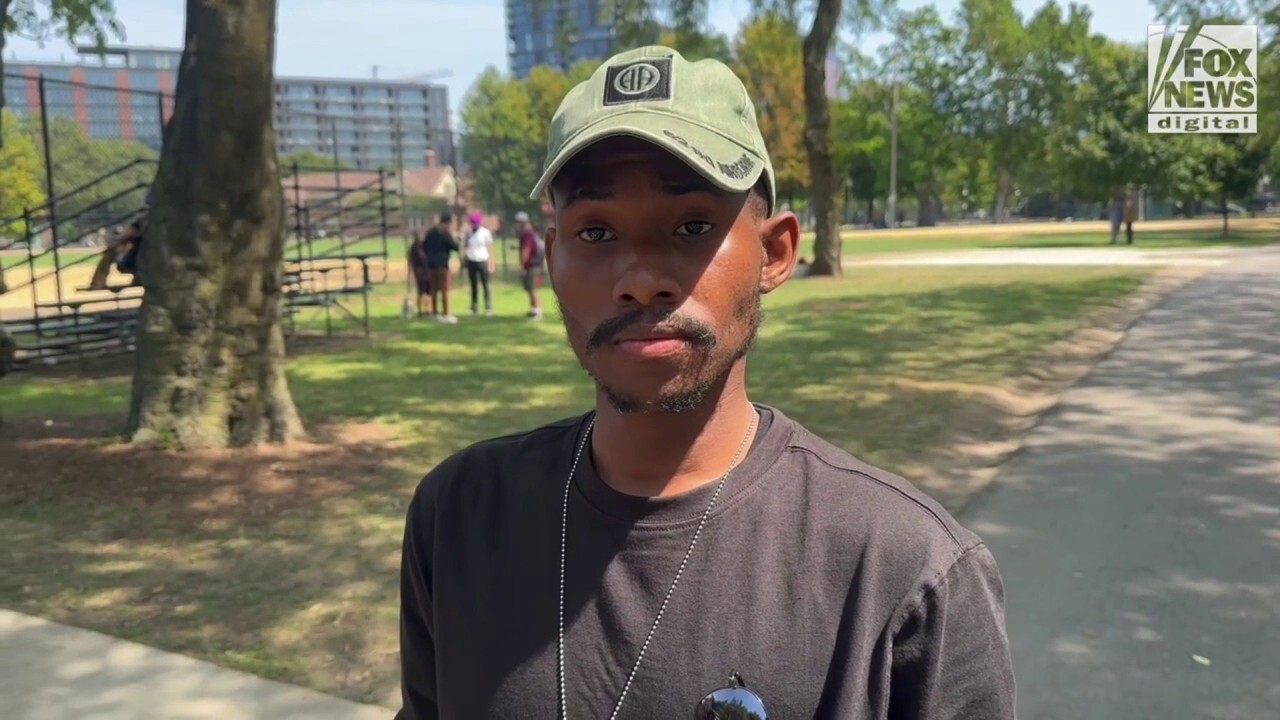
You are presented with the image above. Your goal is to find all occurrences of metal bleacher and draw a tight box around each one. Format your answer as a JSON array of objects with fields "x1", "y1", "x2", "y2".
[{"x1": 0, "y1": 162, "x2": 399, "y2": 371}]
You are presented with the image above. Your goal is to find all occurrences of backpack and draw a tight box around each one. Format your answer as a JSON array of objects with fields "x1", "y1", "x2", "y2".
[{"x1": 530, "y1": 235, "x2": 546, "y2": 266}]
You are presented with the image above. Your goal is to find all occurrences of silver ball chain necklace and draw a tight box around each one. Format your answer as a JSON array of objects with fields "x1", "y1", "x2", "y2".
[{"x1": 557, "y1": 409, "x2": 760, "y2": 720}]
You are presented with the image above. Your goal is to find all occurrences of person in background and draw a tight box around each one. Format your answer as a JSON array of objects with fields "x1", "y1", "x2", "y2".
[
  {"x1": 463, "y1": 212, "x2": 495, "y2": 317},
  {"x1": 1108, "y1": 192, "x2": 1124, "y2": 245},
  {"x1": 1123, "y1": 194, "x2": 1137, "y2": 245},
  {"x1": 88, "y1": 214, "x2": 146, "y2": 290},
  {"x1": 423, "y1": 212, "x2": 460, "y2": 324},
  {"x1": 0, "y1": 323, "x2": 13, "y2": 378},
  {"x1": 408, "y1": 229, "x2": 434, "y2": 318},
  {"x1": 515, "y1": 211, "x2": 545, "y2": 319}
]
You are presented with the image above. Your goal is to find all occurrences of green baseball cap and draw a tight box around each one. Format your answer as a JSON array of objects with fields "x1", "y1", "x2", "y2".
[{"x1": 529, "y1": 45, "x2": 776, "y2": 213}]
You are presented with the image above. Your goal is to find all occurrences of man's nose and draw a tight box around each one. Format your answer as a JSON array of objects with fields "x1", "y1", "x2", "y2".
[{"x1": 612, "y1": 254, "x2": 683, "y2": 308}]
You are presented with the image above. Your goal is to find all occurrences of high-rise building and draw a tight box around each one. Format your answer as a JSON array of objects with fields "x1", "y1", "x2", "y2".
[
  {"x1": 506, "y1": 0, "x2": 616, "y2": 79},
  {"x1": 3, "y1": 45, "x2": 453, "y2": 171}
]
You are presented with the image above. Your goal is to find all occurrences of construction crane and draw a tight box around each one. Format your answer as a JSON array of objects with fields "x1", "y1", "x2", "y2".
[{"x1": 398, "y1": 69, "x2": 454, "y2": 84}]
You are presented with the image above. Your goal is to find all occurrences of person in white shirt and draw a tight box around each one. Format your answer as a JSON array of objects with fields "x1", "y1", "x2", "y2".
[{"x1": 462, "y1": 212, "x2": 495, "y2": 317}]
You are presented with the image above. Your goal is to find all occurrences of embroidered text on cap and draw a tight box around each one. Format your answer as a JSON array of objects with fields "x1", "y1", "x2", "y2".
[{"x1": 604, "y1": 58, "x2": 673, "y2": 106}]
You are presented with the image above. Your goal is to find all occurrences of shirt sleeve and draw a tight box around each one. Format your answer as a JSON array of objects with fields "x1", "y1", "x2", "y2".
[
  {"x1": 888, "y1": 544, "x2": 1016, "y2": 720},
  {"x1": 396, "y1": 487, "x2": 439, "y2": 720}
]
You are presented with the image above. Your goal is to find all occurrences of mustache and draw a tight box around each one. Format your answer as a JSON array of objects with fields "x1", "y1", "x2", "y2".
[{"x1": 586, "y1": 308, "x2": 717, "y2": 351}]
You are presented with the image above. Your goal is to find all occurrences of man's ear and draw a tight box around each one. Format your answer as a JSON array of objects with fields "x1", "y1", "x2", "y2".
[
  {"x1": 543, "y1": 225, "x2": 557, "y2": 276},
  {"x1": 759, "y1": 211, "x2": 800, "y2": 294}
]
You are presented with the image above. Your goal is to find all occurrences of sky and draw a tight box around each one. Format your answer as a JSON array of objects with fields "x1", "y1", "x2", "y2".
[{"x1": 5, "y1": 0, "x2": 1162, "y2": 126}]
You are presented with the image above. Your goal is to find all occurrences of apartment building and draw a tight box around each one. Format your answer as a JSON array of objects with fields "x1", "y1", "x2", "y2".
[{"x1": 3, "y1": 45, "x2": 453, "y2": 170}]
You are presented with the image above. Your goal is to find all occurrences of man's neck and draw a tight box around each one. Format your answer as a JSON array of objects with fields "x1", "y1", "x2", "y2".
[{"x1": 590, "y1": 371, "x2": 759, "y2": 499}]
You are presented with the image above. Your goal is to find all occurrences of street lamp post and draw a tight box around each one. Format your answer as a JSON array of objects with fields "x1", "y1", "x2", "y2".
[{"x1": 887, "y1": 81, "x2": 899, "y2": 229}]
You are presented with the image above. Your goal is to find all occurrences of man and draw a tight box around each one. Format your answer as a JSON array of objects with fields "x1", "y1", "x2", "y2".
[
  {"x1": 88, "y1": 213, "x2": 146, "y2": 290},
  {"x1": 397, "y1": 46, "x2": 1015, "y2": 719},
  {"x1": 1123, "y1": 194, "x2": 1137, "y2": 245},
  {"x1": 422, "y1": 213, "x2": 459, "y2": 324},
  {"x1": 515, "y1": 210, "x2": 545, "y2": 319},
  {"x1": 462, "y1": 212, "x2": 495, "y2": 317}
]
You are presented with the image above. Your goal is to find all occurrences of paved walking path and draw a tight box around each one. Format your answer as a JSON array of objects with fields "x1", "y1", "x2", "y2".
[
  {"x1": 845, "y1": 245, "x2": 1254, "y2": 268},
  {"x1": 0, "y1": 610, "x2": 396, "y2": 720},
  {"x1": 961, "y1": 247, "x2": 1280, "y2": 719}
]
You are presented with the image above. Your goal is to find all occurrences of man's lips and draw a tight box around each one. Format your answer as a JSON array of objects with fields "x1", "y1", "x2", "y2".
[
  {"x1": 612, "y1": 324, "x2": 692, "y2": 343},
  {"x1": 612, "y1": 326, "x2": 693, "y2": 358}
]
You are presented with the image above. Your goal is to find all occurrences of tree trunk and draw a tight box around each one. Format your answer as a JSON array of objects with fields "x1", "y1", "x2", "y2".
[
  {"x1": 126, "y1": 0, "x2": 303, "y2": 449},
  {"x1": 801, "y1": 0, "x2": 843, "y2": 277},
  {"x1": 917, "y1": 184, "x2": 938, "y2": 227},
  {"x1": 994, "y1": 166, "x2": 1011, "y2": 223}
]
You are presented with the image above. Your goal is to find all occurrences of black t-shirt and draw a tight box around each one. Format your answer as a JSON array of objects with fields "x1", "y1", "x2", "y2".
[
  {"x1": 396, "y1": 405, "x2": 1015, "y2": 719},
  {"x1": 422, "y1": 228, "x2": 458, "y2": 269}
]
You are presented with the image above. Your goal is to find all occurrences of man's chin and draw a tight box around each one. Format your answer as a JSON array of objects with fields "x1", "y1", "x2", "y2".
[
  {"x1": 596, "y1": 377, "x2": 719, "y2": 416},
  {"x1": 605, "y1": 392, "x2": 707, "y2": 415}
]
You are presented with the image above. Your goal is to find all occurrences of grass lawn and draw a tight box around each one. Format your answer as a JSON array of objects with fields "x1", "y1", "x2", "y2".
[
  {"x1": 1, "y1": 247, "x2": 98, "y2": 273},
  {"x1": 797, "y1": 218, "x2": 1279, "y2": 260},
  {"x1": 5, "y1": 218, "x2": 1273, "y2": 285},
  {"x1": 1, "y1": 263, "x2": 1152, "y2": 706}
]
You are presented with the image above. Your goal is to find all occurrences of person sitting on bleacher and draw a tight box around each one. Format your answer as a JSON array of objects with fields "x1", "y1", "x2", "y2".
[{"x1": 88, "y1": 193, "x2": 149, "y2": 291}]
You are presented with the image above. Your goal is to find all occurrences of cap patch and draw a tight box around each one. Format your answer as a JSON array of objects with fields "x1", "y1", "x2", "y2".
[{"x1": 604, "y1": 58, "x2": 672, "y2": 106}]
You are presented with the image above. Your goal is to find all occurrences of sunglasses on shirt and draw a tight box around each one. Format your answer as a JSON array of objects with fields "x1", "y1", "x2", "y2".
[{"x1": 695, "y1": 672, "x2": 767, "y2": 719}]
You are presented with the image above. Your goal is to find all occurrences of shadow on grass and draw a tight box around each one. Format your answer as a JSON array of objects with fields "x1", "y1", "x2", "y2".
[
  {"x1": 0, "y1": 420, "x2": 415, "y2": 705},
  {"x1": 286, "y1": 270, "x2": 1146, "y2": 471},
  {"x1": 0, "y1": 265, "x2": 1149, "y2": 705}
]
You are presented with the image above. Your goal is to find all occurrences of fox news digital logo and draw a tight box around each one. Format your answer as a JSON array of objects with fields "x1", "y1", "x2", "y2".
[{"x1": 1148, "y1": 24, "x2": 1258, "y2": 134}]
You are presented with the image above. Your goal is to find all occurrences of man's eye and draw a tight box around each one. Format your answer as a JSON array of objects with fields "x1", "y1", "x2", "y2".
[
  {"x1": 675, "y1": 221, "x2": 715, "y2": 237},
  {"x1": 575, "y1": 227, "x2": 616, "y2": 243}
]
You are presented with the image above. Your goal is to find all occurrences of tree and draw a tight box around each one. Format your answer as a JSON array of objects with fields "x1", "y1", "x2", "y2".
[
  {"x1": 948, "y1": 0, "x2": 1091, "y2": 222},
  {"x1": 1, "y1": 0, "x2": 122, "y2": 145},
  {"x1": 524, "y1": 65, "x2": 573, "y2": 133},
  {"x1": 1052, "y1": 39, "x2": 1160, "y2": 205},
  {"x1": 538, "y1": 0, "x2": 890, "y2": 275},
  {"x1": 457, "y1": 62, "x2": 602, "y2": 228},
  {"x1": 0, "y1": 109, "x2": 44, "y2": 237},
  {"x1": 747, "y1": 0, "x2": 894, "y2": 273},
  {"x1": 879, "y1": 7, "x2": 968, "y2": 225},
  {"x1": 23, "y1": 115, "x2": 157, "y2": 235},
  {"x1": 1200, "y1": 134, "x2": 1270, "y2": 236},
  {"x1": 1147, "y1": 0, "x2": 1276, "y2": 226},
  {"x1": 460, "y1": 68, "x2": 544, "y2": 224},
  {"x1": 831, "y1": 81, "x2": 888, "y2": 223},
  {"x1": 658, "y1": 26, "x2": 734, "y2": 62},
  {"x1": 126, "y1": 0, "x2": 303, "y2": 449},
  {"x1": 279, "y1": 150, "x2": 349, "y2": 176},
  {"x1": 733, "y1": 14, "x2": 808, "y2": 206}
]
